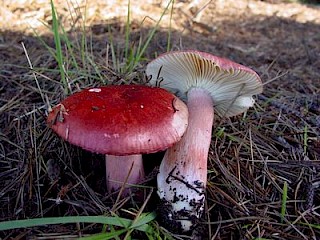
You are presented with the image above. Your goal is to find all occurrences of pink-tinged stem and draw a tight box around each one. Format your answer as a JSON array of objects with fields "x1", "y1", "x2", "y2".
[
  {"x1": 106, "y1": 154, "x2": 145, "y2": 194},
  {"x1": 157, "y1": 87, "x2": 214, "y2": 232}
]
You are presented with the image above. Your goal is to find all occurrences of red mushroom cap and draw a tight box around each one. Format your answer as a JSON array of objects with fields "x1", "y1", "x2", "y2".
[{"x1": 47, "y1": 85, "x2": 188, "y2": 155}]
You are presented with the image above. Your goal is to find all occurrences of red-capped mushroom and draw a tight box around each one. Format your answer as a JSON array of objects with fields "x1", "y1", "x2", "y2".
[
  {"x1": 146, "y1": 50, "x2": 263, "y2": 231},
  {"x1": 47, "y1": 85, "x2": 188, "y2": 194}
]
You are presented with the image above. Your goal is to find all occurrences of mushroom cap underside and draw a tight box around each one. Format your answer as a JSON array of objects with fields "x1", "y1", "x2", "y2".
[{"x1": 146, "y1": 50, "x2": 263, "y2": 117}]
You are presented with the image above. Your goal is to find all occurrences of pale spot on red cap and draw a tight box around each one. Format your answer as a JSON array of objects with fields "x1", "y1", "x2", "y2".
[{"x1": 88, "y1": 88, "x2": 102, "y2": 92}]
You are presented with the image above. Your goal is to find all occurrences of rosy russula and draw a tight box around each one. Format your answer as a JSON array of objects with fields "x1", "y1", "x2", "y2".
[
  {"x1": 47, "y1": 85, "x2": 188, "y2": 194},
  {"x1": 146, "y1": 50, "x2": 263, "y2": 232}
]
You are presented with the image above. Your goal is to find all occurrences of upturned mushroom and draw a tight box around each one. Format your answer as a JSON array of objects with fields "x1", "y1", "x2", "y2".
[
  {"x1": 146, "y1": 50, "x2": 263, "y2": 231},
  {"x1": 47, "y1": 85, "x2": 188, "y2": 194}
]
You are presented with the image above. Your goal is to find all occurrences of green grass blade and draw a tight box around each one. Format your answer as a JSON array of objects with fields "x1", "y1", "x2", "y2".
[
  {"x1": 80, "y1": 24, "x2": 88, "y2": 74},
  {"x1": 130, "y1": 212, "x2": 157, "y2": 229},
  {"x1": 107, "y1": 26, "x2": 119, "y2": 73},
  {"x1": 280, "y1": 181, "x2": 288, "y2": 223},
  {"x1": 0, "y1": 215, "x2": 153, "y2": 233},
  {"x1": 60, "y1": 25, "x2": 79, "y2": 70},
  {"x1": 86, "y1": 56, "x2": 105, "y2": 84},
  {"x1": 136, "y1": 0, "x2": 172, "y2": 57},
  {"x1": 50, "y1": 0, "x2": 67, "y2": 93},
  {"x1": 167, "y1": 0, "x2": 174, "y2": 51},
  {"x1": 125, "y1": 0, "x2": 131, "y2": 60},
  {"x1": 32, "y1": 29, "x2": 57, "y2": 60},
  {"x1": 299, "y1": 222, "x2": 320, "y2": 230},
  {"x1": 126, "y1": 0, "x2": 173, "y2": 73}
]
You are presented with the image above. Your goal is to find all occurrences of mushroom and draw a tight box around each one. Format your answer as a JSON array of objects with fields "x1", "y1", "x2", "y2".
[
  {"x1": 47, "y1": 85, "x2": 188, "y2": 194},
  {"x1": 146, "y1": 50, "x2": 263, "y2": 231}
]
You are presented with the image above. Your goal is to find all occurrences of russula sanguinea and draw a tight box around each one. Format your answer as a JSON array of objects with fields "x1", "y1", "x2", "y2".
[
  {"x1": 47, "y1": 85, "x2": 188, "y2": 194},
  {"x1": 146, "y1": 50, "x2": 263, "y2": 231}
]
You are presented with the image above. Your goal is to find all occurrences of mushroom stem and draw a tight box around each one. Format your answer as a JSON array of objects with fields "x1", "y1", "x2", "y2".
[
  {"x1": 106, "y1": 154, "x2": 145, "y2": 193},
  {"x1": 157, "y1": 87, "x2": 214, "y2": 232}
]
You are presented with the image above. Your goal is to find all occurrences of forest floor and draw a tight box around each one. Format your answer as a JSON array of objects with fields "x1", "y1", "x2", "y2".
[{"x1": 1, "y1": 0, "x2": 320, "y2": 239}]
